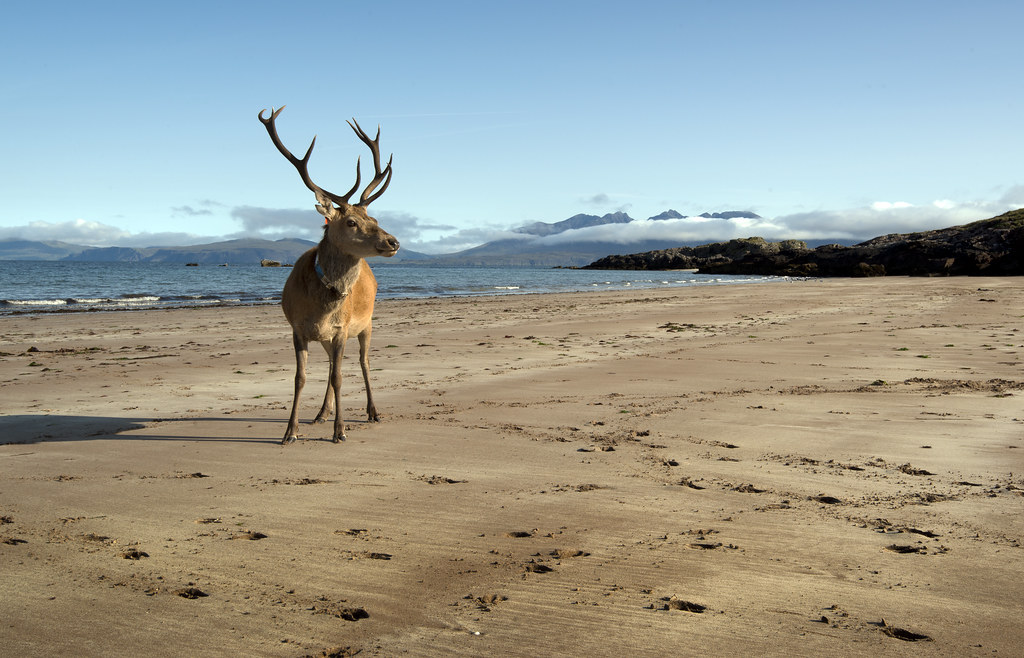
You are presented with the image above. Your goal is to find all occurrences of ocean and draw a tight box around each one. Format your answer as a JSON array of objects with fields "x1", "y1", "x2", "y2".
[{"x1": 0, "y1": 261, "x2": 786, "y2": 316}]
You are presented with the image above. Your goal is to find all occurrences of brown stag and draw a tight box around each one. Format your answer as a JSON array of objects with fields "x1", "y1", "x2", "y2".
[{"x1": 258, "y1": 106, "x2": 400, "y2": 445}]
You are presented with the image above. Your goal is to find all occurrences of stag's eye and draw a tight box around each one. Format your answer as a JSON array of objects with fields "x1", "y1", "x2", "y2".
[{"x1": 347, "y1": 220, "x2": 358, "y2": 227}]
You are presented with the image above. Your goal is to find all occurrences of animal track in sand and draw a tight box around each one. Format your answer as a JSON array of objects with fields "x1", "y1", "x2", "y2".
[
  {"x1": 80, "y1": 532, "x2": 114, "y2": 544},
  {"x1": 877, "y1": 619, "x2": 933, "y2": 642},
  {"x1": 311, "y1": 599, "x2": 369, "y2": 621},
  {"x1": 898, "y1": 463, "x2": 934, "y2": 476},
  {"x1": 885, "y1": 543, "x2": 928, "y2": 554},
  {"x1": 466, "y1": 593, "x2": 508, "y2": 611},
  {"x1": 688, "y1": 542, "x2": 737, "y2": 550},
  {"x1": 415, "y1": 474, "x2": 466, "y2": 485},
  {"x1": 653, "y1": 597, "x2": 707, "y2": 613},
  {"x1": 540, "y1": 483, "x2": 608, "y2": 493},
  {"x1": 341, "y1": 551, "x2": 392, "y2": 561},
  {"x1": 175, "y1": 586, "x2": 208, "y2": 599}
]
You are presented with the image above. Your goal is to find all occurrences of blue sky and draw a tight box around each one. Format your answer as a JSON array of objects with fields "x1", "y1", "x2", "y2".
[{"x1": 2, "y1": 0, "x2": 1022, "y2": 253}]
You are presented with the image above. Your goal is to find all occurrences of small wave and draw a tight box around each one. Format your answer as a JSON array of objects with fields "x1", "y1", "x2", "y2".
[
  {"x1": 493, "y1": 286, "x2": 520, "y2": 290},
  {"x1": 3, "y1": 298, "x2": 69, "y2": 306},
  {"x1": 68, "y1": 297, "x2": 110, "y2": 305}
]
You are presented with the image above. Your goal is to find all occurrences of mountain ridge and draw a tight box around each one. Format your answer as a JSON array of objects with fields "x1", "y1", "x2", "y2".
[{"x1": 0, "y1": 209, "x2": 794, "y2": 266}]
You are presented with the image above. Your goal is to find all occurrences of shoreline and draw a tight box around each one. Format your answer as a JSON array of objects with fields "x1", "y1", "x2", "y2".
[
  {"x1": 2, "y1": 277, "x2": 1023, "y2": 655},
  {"x1": 0, "y1": 259, "x2": 789, "y2": 317}
]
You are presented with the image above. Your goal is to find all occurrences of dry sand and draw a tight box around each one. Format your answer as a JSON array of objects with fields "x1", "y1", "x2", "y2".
[{"x1": 1, "y1": 277, "x2": 1023, "y2": 656}]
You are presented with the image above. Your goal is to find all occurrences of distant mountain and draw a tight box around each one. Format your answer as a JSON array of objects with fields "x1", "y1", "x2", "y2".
[
  {"x1": 698, "y1": 211, "x2": 761, "y2": 220},
  {"x1": 515, "y1": 212, "x2": 633, "y2": 237},
  {"x1": 425, "y1": 209, "x2": 771, "y2": 266},
  {"x1": 423, "y1": 238, "x2": 691, "y2": 268},
  {"x1": 59, "y1": 238, "x2": 318, "y2": 265},
  {"x1": 0, "y1": 239, "x2": 90, "y2": 260},
  {"x1": 62, "y1": 246, "x2": 156, "y2": 262}
]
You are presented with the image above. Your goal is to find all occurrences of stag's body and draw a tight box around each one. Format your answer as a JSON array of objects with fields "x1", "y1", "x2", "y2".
[{"x1": 259, "y1": 106, "x2": 399, "y2": 444}]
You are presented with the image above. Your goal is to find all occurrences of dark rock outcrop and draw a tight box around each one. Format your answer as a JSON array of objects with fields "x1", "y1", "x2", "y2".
[{"x1": 584, "y1": 209, "x2": 1024, "y2": 277}]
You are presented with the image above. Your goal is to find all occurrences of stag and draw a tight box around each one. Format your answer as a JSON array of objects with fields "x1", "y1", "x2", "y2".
[{"x1": 258, "y1": 106, "x2": 400, "y2": 445}]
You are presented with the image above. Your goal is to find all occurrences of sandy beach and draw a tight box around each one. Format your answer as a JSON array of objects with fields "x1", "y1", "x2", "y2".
[{"x1": 2, "y1": 277, "x2": 1023, "y2": 656}]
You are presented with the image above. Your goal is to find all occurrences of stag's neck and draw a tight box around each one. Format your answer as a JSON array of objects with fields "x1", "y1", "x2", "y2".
[{"x1": 314, "y1": 243, "x2": 363, "y2": 298}]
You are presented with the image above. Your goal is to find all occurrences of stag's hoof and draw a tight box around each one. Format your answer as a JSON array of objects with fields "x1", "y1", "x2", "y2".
[
  {"x1": 332, "y1": 434, "x2": 346, "y2": 444},
  {"x1": 282, "y1": 435, "x2": 297, "y2": 446}
]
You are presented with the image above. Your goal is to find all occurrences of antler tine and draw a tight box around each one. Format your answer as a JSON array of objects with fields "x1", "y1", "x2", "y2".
[
  {"x1": 347, "y1": 118, "x2": 394, "y2": 207},
  {"x1": 258, "y1": 106, "x2": 353, "y2": 206}
]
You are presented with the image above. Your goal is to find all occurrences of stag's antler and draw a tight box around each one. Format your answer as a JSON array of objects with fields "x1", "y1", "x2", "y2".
[
  {"x1": 346, "y1": 118, "x2": 393, "y2": 206},
  {"x1": 258, "y1": 106, "x2": 393, "y2": 207}
]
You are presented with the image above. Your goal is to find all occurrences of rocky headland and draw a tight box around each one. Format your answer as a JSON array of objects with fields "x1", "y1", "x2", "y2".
[{"x1": 585, "y1": 209, "x2": 1024, "y2": 276}]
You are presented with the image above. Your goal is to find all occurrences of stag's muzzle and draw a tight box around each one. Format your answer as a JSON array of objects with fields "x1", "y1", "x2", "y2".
[{"x1": 378, "y1": 235, "x2": 400, "y2": 256}]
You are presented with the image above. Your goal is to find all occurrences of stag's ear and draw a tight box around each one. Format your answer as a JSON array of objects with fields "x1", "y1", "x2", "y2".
[{"x1": 314, "y1": 192, "x2": 337, "y2": 222}]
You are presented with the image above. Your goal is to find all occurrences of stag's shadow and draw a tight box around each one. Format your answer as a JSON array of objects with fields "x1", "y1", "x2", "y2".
[{"x1": 0, "y1": 414, "x2": 358, "y2": 445}]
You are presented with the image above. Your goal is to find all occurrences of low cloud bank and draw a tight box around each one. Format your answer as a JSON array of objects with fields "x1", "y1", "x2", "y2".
[
  {"x1": 0, "y1": 218, "x2": 204, "y2": 248},
  {"x1": 3, "y1": 187, "x2": 1021, "y2": 252},
  {"x1": 407, "y1": 192, "x2": 1024, "y2": 253}
]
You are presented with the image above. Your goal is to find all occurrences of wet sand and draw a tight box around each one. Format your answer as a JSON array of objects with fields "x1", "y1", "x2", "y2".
[{"x1": 2, "y1": 277, "x2": 1023, "y2": 656}]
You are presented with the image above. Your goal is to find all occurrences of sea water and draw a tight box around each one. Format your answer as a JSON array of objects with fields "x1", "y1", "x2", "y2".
[{"x1": 0, "y1": 261, "x2": 786, "y2": 316}]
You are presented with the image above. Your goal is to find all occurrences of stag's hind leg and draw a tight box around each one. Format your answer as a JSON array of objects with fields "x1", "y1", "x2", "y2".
[
  {"x1": 283, "y1": 332, "x2": 309, "y2": 445},
  {"x1": 328, "y1": 337, "x2": 347, "y2": 443},
  {"x1": 358, "y1": 329, "x2": 380, "y2": 422}
]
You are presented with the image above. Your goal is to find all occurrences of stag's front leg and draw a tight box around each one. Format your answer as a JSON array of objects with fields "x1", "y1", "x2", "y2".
[
  {"x1": 358, "y1": 330, "x2": 380, "y2": 422},
  {"x1": 329, "y1": 338, "x2": 346, "y2": 442},
  {"x1": 283, "y1": 332, "x2": 308, "y2": 445},
  {"x1": 313, "y1": 347, "x2": 335, "y2": 424}
]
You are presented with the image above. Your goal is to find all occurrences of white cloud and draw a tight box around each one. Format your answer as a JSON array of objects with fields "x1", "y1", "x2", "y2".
[
  {"x1": 0, "y1": 218, "x2": 222, "y2": 248},
  {"x1": 774, "y1": 198, "x2": 1010, "y2": 242},
  {"x1": 230, "y1": 205, "x2": 322, "y2": 239},
  {"x1": 410, "y1": 226, "x2": 528, "y2": 254},
  {"x1": 420, "y1": 194, "x2": 1024, "y2": 251},
  {"x1": 0, "y1": 218, "x2": 131, "y2": 246},
  {"x1": 870, "y1": 201, "x2": 913, "y2": 211}
]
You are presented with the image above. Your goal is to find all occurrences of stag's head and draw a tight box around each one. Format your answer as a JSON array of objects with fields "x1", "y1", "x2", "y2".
[{"x1": 259, "y1": 106, "x2": 400, "y2": 259}]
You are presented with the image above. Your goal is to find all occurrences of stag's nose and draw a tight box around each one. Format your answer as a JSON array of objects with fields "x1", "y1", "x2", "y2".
[{"x1": 385, "y1": 237, "x2": 400, "y2": 252}]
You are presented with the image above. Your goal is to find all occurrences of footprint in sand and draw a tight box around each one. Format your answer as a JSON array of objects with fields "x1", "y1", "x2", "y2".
[
  {"x1": 175, "y1": 587, "x2": 208, "y2": 599},
  {"x1": 878, "y1": 619, "x2": 932, "y2": 642},
  {"x1": 653, "y1": 597, "x2": 706, "y2": 613},
  {"x1": 884, "y1": 543, "x2": 927, "y2": 554}
]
